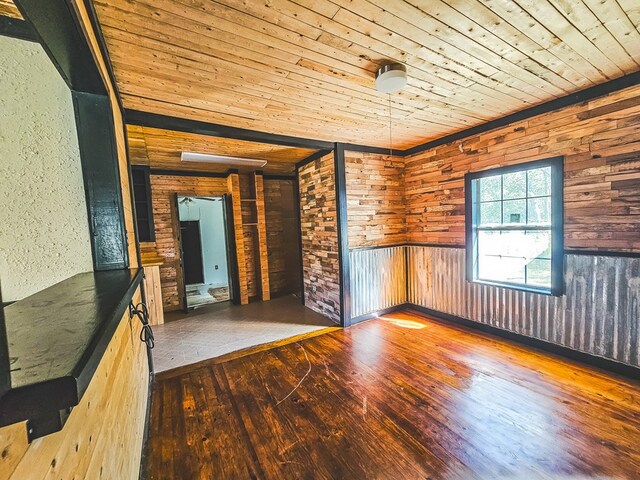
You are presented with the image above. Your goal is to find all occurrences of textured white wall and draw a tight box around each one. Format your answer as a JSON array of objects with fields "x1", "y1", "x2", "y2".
[{"x1": 0, "y1": 36, "x2": 93, "y2": 302}]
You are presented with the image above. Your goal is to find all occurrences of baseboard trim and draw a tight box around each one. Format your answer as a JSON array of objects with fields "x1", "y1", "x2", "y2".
[
  {"x1": 401, "y1": 304, "x2": 640, "y2": 380},
  {"x1": 350, "y1": 304, "x2": 410, "y2": 325},
  {"x1": 353, "y1": 303, "x2": 640, "y2": 380}
]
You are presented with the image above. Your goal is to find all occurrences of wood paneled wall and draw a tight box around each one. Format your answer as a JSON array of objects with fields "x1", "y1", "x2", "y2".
[
  {"x1": 346, "y1": 151, "x2": 406, "y2": 248},
  {"x1": 148, "y1": 172, "x2": 277, "y2": 311},
  {"x1": 150, "y1": 174, "x2": 241, "y2": 310},
  {"x1": 405, "y1": 84, "x2": 640, "y2": 252},
  {"x1": 298, "y1": 154, "x2": 340, "y2": 323},
  {"x1": 238, "y1": 175, "x2": 269, "y2": 301},
  {"x1": 264, "y1": 179, "x2": 301, "y2": 296},
  {"x1": 0, "y1": 288, "x2": 149, "y2": 480}
]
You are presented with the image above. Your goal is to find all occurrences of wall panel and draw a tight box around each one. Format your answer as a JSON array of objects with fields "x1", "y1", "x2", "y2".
[
  {"x1": 150, "y1": 174, "x2": 233, "y2": 310},
  {"x1": 350, "y1": 247, "x2": 406, "y2": 318},
  {"x1": 346, "y1": 151, "x2": 406, "y2": 248},
  {"x1": 404, "y1": 84, "x2": 640, "y2": 252},
  {"x1": 407, "y1": 246, "x2": 640, "y2": 367},
  {"x1": 0, "y1": 288, "x2": 149, "y2": 480},
  {"x1": 264, "y1": 179, "x2": 301, "y2": 296},
  {"x1": 298, "y1": 153, "x2": 340, "y2": 323}
]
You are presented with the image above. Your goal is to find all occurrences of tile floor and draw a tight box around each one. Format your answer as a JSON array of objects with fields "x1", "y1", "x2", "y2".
[
  {"x1": 151, "y1": 295, "x2": 335, "y2": 372},
  {"x1": 185, "y1": 283, "x2": 230, "y2": 308}
]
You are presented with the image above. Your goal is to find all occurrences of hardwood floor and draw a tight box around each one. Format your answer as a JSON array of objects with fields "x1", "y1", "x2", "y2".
[{"x1": 146, "y1": 310, "x2": 640, "y2": 479}]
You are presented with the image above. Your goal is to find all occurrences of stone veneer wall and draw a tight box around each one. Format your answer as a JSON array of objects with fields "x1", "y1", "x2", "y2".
[{"x1": 298, "y1": 153, "x2": 341, "y2": 323}]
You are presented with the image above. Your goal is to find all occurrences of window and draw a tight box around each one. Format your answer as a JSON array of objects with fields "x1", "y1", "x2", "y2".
[
  {"x1": 131, "y1": 166, "x2": 155, "y2": 242},
  {"x1": 465, "y1": 157, "x2": 563, "y2": 295}
]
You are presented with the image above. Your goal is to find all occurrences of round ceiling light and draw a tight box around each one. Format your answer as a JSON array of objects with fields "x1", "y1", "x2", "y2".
[{"x1": 375, "y1": 63, "x2": 407, "y2": 94}]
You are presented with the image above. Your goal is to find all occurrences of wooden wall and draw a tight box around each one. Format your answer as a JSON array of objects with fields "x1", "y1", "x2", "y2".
[
  {"x1": 148, "y1": 172, "x2": 278, "y2": 311},
  {"x1": 345, "y1": 151, "x2": 406, "y2": 248},
  {"x1": 405, "y1": 84, "x2": 640, "y2": 252},
  {"x1": 0, "y1": 288, "x2": 149, "y2": 480},
  {"x1": 264, "y1": 178, "x2": 301, "y2": 296},
  {"x1": 298, "y1": 154, "x2": 341, "y2": 323},
  {"x1": 150, "y1": 174, "x2": 240, "y2": 310}
]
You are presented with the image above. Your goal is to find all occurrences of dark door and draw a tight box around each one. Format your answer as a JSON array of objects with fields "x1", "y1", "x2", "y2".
[{"x1": 180, "y1": 221, "x2": 205, "y2": 285}]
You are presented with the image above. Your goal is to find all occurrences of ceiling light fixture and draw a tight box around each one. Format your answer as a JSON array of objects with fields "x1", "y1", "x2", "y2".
[
  {"x1": 181, "y1": 151, "x2": 267, "y2": 168},
  {"x1": 375, "y1": 63, "x2": 407, "y2": 94},
  {"x1": 375, "y1": 62, "x2": 407, "y2": 156}
]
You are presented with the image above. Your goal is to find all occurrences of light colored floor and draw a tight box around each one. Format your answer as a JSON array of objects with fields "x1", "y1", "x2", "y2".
[
  {"x1": 151, "y1": 295, "x2": 335, "y2": 373},
  {"x1": 186, "y1": 283, "x2": 230, "y2": 308}
]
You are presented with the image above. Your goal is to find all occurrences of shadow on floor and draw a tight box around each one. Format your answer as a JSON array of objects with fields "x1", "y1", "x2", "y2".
[{"x1": 152, "y1": 295, "x2": 335, "y2": 373}]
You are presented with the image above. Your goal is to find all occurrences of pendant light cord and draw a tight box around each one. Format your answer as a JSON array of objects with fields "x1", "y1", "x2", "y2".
[{"x1": 388, "y1": 94, "x2": 393, "y2": 156}]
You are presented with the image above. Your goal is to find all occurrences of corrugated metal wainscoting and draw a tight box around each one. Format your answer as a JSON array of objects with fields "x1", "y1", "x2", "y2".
[
  {"x1": 349, "y1": 246, "x2": 407, "y2": 318},
  {"x1": 407, "y1": 246, "x2": 640, "y2": 367}
]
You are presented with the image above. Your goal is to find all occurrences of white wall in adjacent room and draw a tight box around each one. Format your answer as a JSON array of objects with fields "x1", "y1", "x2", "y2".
[{"x1": 178, "y1": 197, "x2": 229, "y2": 287}]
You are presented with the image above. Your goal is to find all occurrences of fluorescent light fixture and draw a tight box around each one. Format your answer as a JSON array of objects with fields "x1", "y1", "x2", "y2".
[{"x1": 181, "y1": 151, "x2": 267, "y2": 168}]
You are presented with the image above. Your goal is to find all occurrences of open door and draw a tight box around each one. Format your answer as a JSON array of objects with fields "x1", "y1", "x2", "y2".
[
  {"x1": 173, "y1": 193, "x2": 189, "y2": 312},
  {"x1": 222, "y1": 193, "x2": 240, "y2": 305}
]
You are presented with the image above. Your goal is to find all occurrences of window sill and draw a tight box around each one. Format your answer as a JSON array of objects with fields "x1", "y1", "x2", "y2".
[{"x1": 468, "y1": 278, "x2": 561, "y2": 297}]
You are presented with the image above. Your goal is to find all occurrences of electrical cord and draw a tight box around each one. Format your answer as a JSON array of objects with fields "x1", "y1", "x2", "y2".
[{"x1": 129, "y1": 302, "x2": 155, "y2": 349}]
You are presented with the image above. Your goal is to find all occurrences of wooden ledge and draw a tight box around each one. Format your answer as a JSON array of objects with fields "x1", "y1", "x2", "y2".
[{"x1": 0, "y1": 269, "x2": 143, "y2": 441}]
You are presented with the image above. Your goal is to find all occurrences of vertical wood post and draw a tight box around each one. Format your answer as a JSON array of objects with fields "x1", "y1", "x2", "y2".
[{"x1": 334, "y1": 143, "x2": 351, "y2": 326}]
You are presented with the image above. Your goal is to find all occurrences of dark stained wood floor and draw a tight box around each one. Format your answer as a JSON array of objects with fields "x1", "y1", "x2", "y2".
[{"x1": 146, "y1": 310, "x2": 640, "y2": 479}]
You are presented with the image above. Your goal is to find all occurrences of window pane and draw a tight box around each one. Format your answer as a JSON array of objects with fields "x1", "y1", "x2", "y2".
[
  {"x1": 527, "y1": 197, "x2": 551, "y2": 224},
  {"x1": 526, "y1": 230, "x2": 551, "y2": 259},
  {"x1": 478, "y1": 255, "x2": 525, "y2": 284},
  {"x1": 479, "y1": 175, "x2": 501, "y2": 202},
  {"x1": 502, "y1": 199, "x2": 526, "y2": 224},
  {"x1": 503, "y1": 171, "x2": 526, "y2": 199},
  {"x1": 480, "y1": 201, "x2": 501, "y2": 225},
  {"x1": 477, "y1": 229, "x2": 551, "y2": 287},
  {"x1": 527, "y1": 167, "x2": 551, "y2": 197},
  {"x1": 478, "y1": 230, "x2": 503, "y2": 257},
  {"x1": 526, "y1": 258, "x2": 551, "y2": 287}
]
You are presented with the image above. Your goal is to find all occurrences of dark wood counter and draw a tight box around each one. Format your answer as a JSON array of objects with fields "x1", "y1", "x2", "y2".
[{"x1": 0, "y1": 268, "x2": 143, "y2": 440}]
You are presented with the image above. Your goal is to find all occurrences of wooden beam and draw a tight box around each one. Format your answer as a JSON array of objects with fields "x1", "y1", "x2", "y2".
[{"x1": 333, "y1": 143, "x2": 351, "y2": 326}]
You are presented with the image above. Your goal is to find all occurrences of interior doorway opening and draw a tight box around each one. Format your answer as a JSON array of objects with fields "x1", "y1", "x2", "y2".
[{"x1": 177, "y1": 195, "x2": 232, "y2": 309}]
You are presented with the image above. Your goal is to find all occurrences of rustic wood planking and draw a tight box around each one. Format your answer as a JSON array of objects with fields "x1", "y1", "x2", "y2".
[
  {"x1": 145, "y1": 310, "x2": 640, "y2": 479},
  {"x1": 127, "y1": 125, "x2": 315, "y2": 174},
  {"x1": 92, "y1": 0, "x2": 640, "y2": 148},
  {"x1": 264, "y1": 178, "x2": 301, "y2": 296},
  {"x1": 0, "y1": 288, "x2": 149, "y2": 480},
  {"x1": 0, "y1": 0, "x2": 20, "y2": 18},
  {"x1": 346, "y1": 151, "x2": 407, "y2": 248},
  {"x1": 404, "y1": 84, "x2": 640, "y2": 251}
]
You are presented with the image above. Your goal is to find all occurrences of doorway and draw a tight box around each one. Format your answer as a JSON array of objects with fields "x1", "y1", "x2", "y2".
[{"x1": 177, "y1": 195, "x2": 233, "y2": 309}]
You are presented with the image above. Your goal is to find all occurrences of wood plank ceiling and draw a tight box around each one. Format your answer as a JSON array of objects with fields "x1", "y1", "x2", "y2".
[
  {"x1": 93, "y1": 0, "x2": 640, "y2": 149},
  {"x1": 0, "y1": 0, "x2": 21, "y2": 18},
  {"x1": 127, "y1": 125, "x2": 316, "y2": 174},
  {"x1": 4, "y1": 0, "x2": 639, "y2": 148}
]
